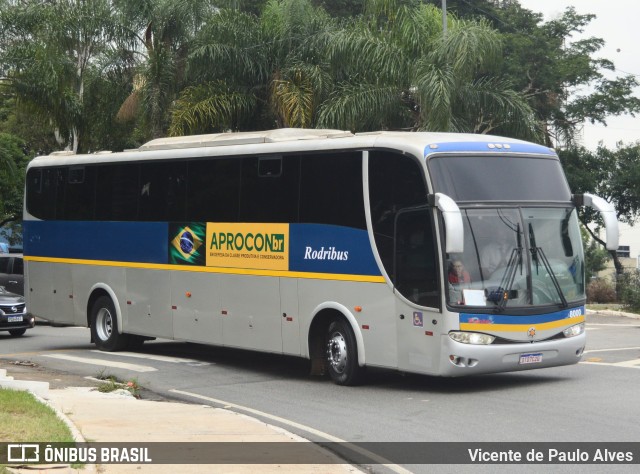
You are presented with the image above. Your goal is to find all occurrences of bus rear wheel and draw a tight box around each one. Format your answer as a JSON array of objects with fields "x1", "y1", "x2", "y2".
[
  {"x1": 90, "y1": 296, "x2": 129, "y2": 351},
  {"x1": 326, "y1": 319, "x2": 363, "y2": 386}
]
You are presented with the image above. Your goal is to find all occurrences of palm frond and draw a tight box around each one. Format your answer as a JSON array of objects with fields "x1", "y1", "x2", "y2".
[
  {"x1": 455, "y1": 77, "x2": 541, "y2": 141},
  {"x1": 169, "y1": 81, "x2": 257, "y2": 136},
  {"x1": 317, "y1": 82, "x2": 409, "y2": 131}
]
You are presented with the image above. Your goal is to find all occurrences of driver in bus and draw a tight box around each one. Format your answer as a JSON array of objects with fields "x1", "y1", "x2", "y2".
[{"x1": 448, "y1": 259, "x2": 471, "y2": 304}]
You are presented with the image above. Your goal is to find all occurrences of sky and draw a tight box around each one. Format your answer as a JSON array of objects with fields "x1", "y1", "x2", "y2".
[{"x1": 517, "y1": 0, "x2": 640, "y2": 150}]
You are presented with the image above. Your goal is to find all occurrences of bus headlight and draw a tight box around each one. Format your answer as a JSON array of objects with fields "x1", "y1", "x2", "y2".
[
  {"x1": 563, "y1": 322, "x2": 585, "y2": 338},
  {"x1": 449, "y1": 331, "x2": 495, "y2": 345}
]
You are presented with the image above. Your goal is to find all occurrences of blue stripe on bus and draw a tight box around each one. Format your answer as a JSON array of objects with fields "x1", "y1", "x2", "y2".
[
  {"x1": 424, "y1": 142, "x2": 556, "y2": 157},
  {"x1": 289, "y1": 224, "x2": 381, "y2": 276},
  {"x1": 459, "y1": 306, "x2": 585, "y2": 325},
  {"x1": 24, "y1": 221, "x2": 383, "y2": 277},
  {"x1": 24, "y1": 220, "x2": 168, "y2": 263}
]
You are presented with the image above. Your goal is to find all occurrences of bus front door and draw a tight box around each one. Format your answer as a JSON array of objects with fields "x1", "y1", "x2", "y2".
[{"x1": 394, "y1": 208, "x2": 441, "y2": 375}]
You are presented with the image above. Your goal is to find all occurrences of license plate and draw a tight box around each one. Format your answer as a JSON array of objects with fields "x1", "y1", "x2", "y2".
[
  {"x1": 7, "y1": 316, "x2": 23, "y2": 323},
  {"x1": 519, "y1": 353, "x2": 543, "y2": 365}
]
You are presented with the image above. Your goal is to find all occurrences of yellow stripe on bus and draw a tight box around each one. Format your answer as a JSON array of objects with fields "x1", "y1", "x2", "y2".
[
  {"x1": 23, "y1": 255, "x2": 387, "y2": 283},
  {"x1": 460, "y1": 315, "x2": 585, "y2": 332}
]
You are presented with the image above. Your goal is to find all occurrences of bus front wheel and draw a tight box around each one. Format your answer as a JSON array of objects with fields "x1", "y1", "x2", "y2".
[
  {"x1": 90, "y1": 296, "x2": 129, "y2": 351},
  {"x1": 326, "y1": 319, "x2": 363, "y2": 386}
]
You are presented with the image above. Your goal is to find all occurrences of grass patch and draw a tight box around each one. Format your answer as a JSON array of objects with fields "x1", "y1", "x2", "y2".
[
  {"x1": 0, "y1": 388, "x2": 84, "y2": 474},
  {"x1": 0, "y1": 388, "x2": 77, "y2": 472},
  {"x1": 95, "y1": 371, "x2": 141, "y2": 399},
  {"x1": 0, "y1": 388, "x2": 74, "y2": 443}
]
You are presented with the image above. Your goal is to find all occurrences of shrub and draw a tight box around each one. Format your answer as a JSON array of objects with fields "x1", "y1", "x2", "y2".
[
  {"x1": 617, "y1": 271, "x2": 640, "y2": 312},
  {"x1": 586, "y1": 279, "x2": 617, "y2": 303}
]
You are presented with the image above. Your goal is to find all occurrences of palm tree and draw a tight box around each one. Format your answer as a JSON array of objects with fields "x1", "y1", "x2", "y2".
[
  {"x1": 168, "y1": 0, "x2": 538, "y2": 139},
  {"x1": 317, "y1": 0, "x2": 540, "y2": 139},
  {"x1": 169, "y1": 0, "x2": 335, "y2": 135},
  {"x1": 114, "y1": 0, "x2": 216, "y2": 139}
]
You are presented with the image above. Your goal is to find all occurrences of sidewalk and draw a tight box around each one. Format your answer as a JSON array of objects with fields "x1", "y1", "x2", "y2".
[{"x1": 0, "y1": 368, "x2": 359, "y2": 474}]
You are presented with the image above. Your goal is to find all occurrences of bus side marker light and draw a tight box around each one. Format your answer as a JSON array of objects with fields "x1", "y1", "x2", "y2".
[
  {"x1": 362, "y1": 325, "x2": 369, "y2": 330},
  {"x1": 354, "y1": 306, "x2": 362, "y2": 312},
  {"x1": 425, "y1": 331, "x2": 433, "y2": 336},
  {"x1": 186, "y1": 292, "x2": 192, "y2": 298},
  {"x1": 221, "y1": 310, "x2": 228, "y2": 315},
  {"x1": 171, "y1": 305, "x2": 177, "y2": 310}
]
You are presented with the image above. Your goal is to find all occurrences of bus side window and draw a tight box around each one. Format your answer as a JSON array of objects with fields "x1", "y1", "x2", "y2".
[
  {"x1": 187, "y1": 158, "x2": 241, "y2": 222},
  {"x1": 369, "y1": 151, "x2": 437, "y2": 307},
  {"x1": 26, "y1": 168, "x2": 59, "y2": 220},
  {"x1": 394, "y1": 208, "x2": 439, "y2": 308},
  {"x1": 239, "y1": 155, "x2": 299, "y2": 223},
  {"x1": 96, "y1": 164, "x2": 140, "y2": 221},
  {"x1": 139, "y1": 161, "x2": 187, "y2": 222},
  {"x1": 63, "y1": 166, "x2": 96, "y2": 220},
  {"x1": 299, "y1": 152, "x2": 365, "y2": 229}
]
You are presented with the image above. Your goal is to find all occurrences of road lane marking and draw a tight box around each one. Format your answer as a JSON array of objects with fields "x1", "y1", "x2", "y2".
[
  {"x1": 90, "y1": 350, "x2": 211, "y2": 365},
  {"x1": 170, "y1": 388, "x2": 411, "y2": 474},
  {"x1": 580, "y1": 361, "x2": 640, "y2": 369},
  {"x1": 611, "y1": 358, "x2": 640, "y2": 368},
  {"x1": 584, "y1": 346, "x2": 640, "y2": 354},
  {"x1": 44, "y1": 354, "x2": 157, "y2": 372},
  {"x1": 586, "y1": 323, "x2": 640, "y2": 327}
]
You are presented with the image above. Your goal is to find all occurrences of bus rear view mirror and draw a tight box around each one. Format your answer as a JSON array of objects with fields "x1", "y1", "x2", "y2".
[
  {"x1": 574, "y1": 193, "x2": 619, "y2": 251},
  {"x1": 431, "y1": 193, "x2": 464, "y2": 254}
]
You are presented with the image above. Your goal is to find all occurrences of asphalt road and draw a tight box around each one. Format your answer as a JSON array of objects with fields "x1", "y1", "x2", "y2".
[{"x1": 1, "y1": 311, "x2": 639, "y2": 473}]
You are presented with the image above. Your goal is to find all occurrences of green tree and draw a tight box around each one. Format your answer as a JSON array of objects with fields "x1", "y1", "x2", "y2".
[
  {"x1": 114, "y1": 0, "x2": 217, "y2": 140},
  {"x1": 560, "y1": 144, "x2": 640, "y2": 274},
  {"x1": 316, "y1": 0, "x2": 539, "y2": 137},
  {"x1": 0, "y1": 132, "x2": 30, "y2": 220},
  {"x1": 448, "y1": 1, "x2": 640, "y2": 147},
  {"x1": 171, "y1": 0, "x2": 538, "y2": 137},
  {"x1": 581, "y1": 226, "x2": 610, "y2": 282},
  {"x1": 0, "y1": 0, "x2": 135, "y2": 152},
  {"x1": 169, "y1": 0, "x2": 335, "y2": 135}
]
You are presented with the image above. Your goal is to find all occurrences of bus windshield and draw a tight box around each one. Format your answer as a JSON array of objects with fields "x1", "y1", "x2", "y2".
[
  {"x1": 446, "y1": 207, "x2": 585, "y2": 310},
  {"x1": 428, "y1": 155, "x2": 571, "y2": 202}
]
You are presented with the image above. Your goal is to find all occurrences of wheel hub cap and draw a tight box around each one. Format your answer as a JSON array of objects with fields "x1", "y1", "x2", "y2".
[{"x1": 327, "y1": 332, "x2": 348, "y2": 374}]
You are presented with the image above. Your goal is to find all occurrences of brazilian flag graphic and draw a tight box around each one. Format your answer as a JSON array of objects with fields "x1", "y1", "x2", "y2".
[{"x1": 169, "y1": 223, "x2": 206, "y2": 265}]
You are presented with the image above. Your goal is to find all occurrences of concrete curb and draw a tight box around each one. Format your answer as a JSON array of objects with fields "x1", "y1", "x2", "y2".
[{"x1": 586, "y1": 308, "x2": 640, "y2": 320}]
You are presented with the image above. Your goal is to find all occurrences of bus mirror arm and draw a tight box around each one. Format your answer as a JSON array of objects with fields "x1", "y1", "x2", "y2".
[
  {"x1": 431, "y1": 193, "x2": 464, "y2": 254},
  {"x1": 577, "y1": 193, "x2": 619, "y2": 251}
]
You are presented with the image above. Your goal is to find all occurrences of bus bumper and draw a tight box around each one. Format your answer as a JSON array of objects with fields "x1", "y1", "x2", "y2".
[{"x1": 438, "y1": 333, "x2": 586, "y2": 376}]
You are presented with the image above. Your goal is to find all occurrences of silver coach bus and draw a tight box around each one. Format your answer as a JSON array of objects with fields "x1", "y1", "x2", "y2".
[{"x1": 23, "y1": 129, "x2": 618, "y2": 385}]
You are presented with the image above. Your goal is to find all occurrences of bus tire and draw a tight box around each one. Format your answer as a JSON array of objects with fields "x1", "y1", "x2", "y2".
[
  {"x1": 90, "y1": 296, "x2": 129, "y2": 351},
  {"x1": 326, "y1": 318, "x2": 363, "y2": 386}
]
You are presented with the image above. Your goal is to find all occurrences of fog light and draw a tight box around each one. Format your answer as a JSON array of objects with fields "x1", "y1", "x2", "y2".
[
  {"x1": 563, "y1": 322, "x2": 585, "y2": 338},
  {"x1": 449, "y1": 331, "x2": 495, "y2": 345}
]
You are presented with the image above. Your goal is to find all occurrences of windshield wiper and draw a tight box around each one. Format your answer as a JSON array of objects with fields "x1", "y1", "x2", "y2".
[
  {"x1": 486, "y1": 223, "x2": 523, "y2": 312},
  {"x1": 531, "y1": 246, "x2": 568, "y2": 308},
  {"x1": 528, "y1": 223, "x2": 568, "y2": 307},
  {"x1": 486, "y1": 247, "x2": 522, "y2": 312}
]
